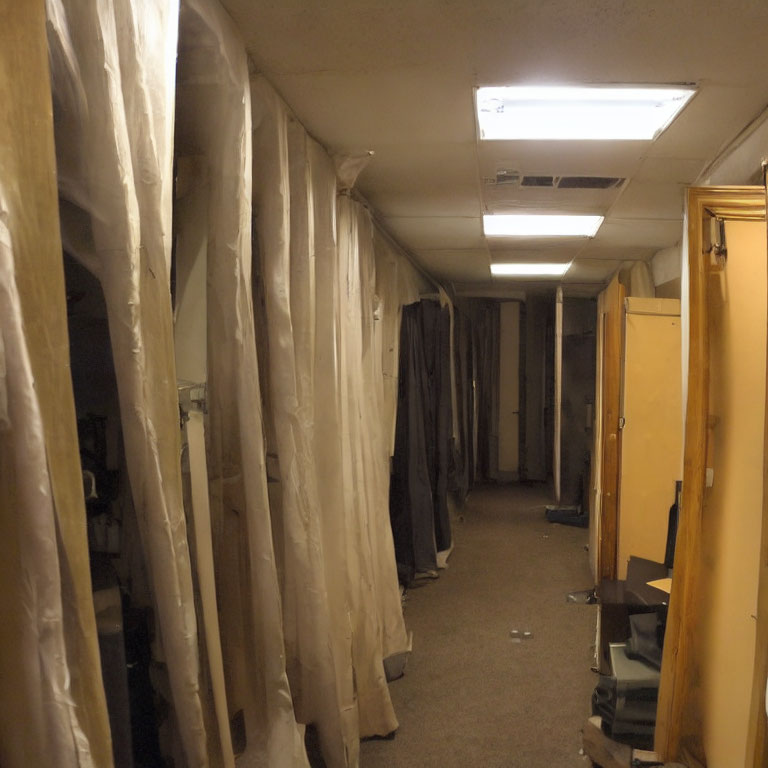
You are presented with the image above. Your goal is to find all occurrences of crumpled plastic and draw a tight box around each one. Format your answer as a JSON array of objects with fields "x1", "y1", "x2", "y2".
[
  {"x1": 47, "y1": 0, "x2": 208, "y2": 764},
  {"x1": 176, "y1": 1, "x2": 310, "y2": 765},
  {"x1": 0, "y1": 205, "x2": 106, "y2": 768},
  {"x1": 0, "y1": 6, "x2": 114, "y2": 766},
  {"x1": 252, "y1": 76, "x2": 421, "y2": 766}
]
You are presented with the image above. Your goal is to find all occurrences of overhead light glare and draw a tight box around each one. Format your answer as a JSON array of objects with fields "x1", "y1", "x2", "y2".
[
  {"x1": 491, "y1": 262, "x2": 571, "y2": 277},
  {"x1": 483, "y1": 214, "x2": 603, "y2": 237},
  {"x1": 476, "y1": 85, "x2": 696, "y2": 140}
]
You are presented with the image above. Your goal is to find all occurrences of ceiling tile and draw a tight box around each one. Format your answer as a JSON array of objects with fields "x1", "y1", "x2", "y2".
[
  {"x1": 595, "y1": 219, "x2": 683, "y2": 250},
  {"x1": 633, "y1": 157, "x2": 707, "y2": 184},
  {"x1": 220, "y1": 0, "x2": 768, "y2": 290},
  {"x1": 563, "y1": 259, "x2": 622, "y2": 283},
  {"x1": 385, "y1": 216, "x2": 484, "y2": 250},
  {"x1": 413, "y1": 249, "x2": 490, "y2": 283},
  {"x1": 477, "y1": 140, "x2": 644, "y2": 180},
  {"x1": 578, "y1": 243, "x2": 658, "y2": 261},
  {"x1": 609, "y1": 180, "x2": 686, "y2": 220}
]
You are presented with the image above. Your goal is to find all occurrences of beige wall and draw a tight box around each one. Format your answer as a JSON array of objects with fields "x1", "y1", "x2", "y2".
[
  {"x1": 698, "y1": 219, "x2": 765, "y2": 767},
  {"x1": 498, "y1": 300, "x2": 520, "y2": 476}
]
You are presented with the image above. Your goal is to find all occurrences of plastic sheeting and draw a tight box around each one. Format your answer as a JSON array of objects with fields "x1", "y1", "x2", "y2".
[
  {"x1": 252, "y1": 76, "x2": 412, "y2": 767},
  {"x1": 337, "y1": 198, "x2": 408, "y2": 727},
  {"x1": 253, "y1": 77, "x2": 354, "y2": 768},
  {"x1": 175, "y1": 3, "x2": 309, "y2": 765},
  {"x1": 1, "y1": 5, "x2": 117, "y2": 767},
  {"x1": 372, "y1": 229, "x2": 429, "y2": 458},
  {"x1": 47, "y1": 1, "x2": 209, "y2": 765},
  {"x1": 0, "y1": 210, "x2": 109, "y2": 768}
]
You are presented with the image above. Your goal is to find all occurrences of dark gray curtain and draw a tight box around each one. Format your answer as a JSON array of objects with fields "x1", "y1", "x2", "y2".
[{"x1": 389, "y1": 300, "x2": 452, "y2": 583}]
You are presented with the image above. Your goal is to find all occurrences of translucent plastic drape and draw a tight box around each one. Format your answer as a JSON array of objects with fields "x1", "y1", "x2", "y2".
[
  {"x1": 47, "y1": 1, "x2": 208, "y2": 764},
  {"x1": 336, "y1": 197, "x2": 403, "y2": 734},
  {"x1": 1, "y1": 5, "x2": 114, "y2": 766},
  {"x1": 252, "y1": 76, "x2": 414, "y2": 766},
  {"x1": 176, "y1": 3, "x2": 309, "y2": 765},
  {"x1": 0, "y1": 209, "x2": 110, "y2": 768},
  {"x1": 252, "y1": 76, "x2": 352, "y2": 768},
  {"x1": 355, "y1": 214, "x2": 413, "y2": 665},
  {"x1": 372, "y1": 230, "x2": 426, "y2": 458}
]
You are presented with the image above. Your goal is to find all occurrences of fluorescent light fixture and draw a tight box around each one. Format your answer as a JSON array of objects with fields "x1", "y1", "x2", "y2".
[
  {"x1": 483, "y1": 214, "x2": 603, "y2": 237},
  {"x1": 476, "y1": 85, "x2": 695, "y2": 140},
  {"x1": 491, "y1": 262, "x2": 571, "y2": 277}
]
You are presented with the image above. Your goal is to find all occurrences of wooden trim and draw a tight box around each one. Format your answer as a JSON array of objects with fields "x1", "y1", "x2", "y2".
[
  {"x1": 747, "y1": 180, "x2": 768, "y2": 768},
  {"x1": 599, "y1": 276, "x2": 625, "y2": 581},
  {"x1": 655, "y1": 186, "x2": 766, "y2": 762}
]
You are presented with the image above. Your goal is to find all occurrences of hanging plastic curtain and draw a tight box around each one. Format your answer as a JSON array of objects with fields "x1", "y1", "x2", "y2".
[
  {"x1": 47, "y1": 1, "x2": 209, "y2": 764},
  {"x1": 176, "y1": 2, "x2": 310, "y2": 765},
  {"x1": 252, "y1": 74, "x2": 418, "y2": 765},
  {"x1": 252, "y1": 76, "x2": 353, "y2": 768},
  {"x1": 0, "y1": 211, "x2": 112, "y2": 767},
  {"x1": 336, "y1": 197, "x2": 403, "y2": 734},
  {"x1": 0, "y1": 6, "x2": 115, "y2": 766},
  {"x1": 371, "y1": 230, "x2": 427, "y2": 457}
]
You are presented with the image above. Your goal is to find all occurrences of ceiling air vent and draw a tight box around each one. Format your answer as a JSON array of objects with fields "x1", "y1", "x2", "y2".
[
  {"x1": 493, "y1": 169, "x2": 521, "y2": 185},
  {"x1": 521, "y1": 175, "x2": 555, "y2": 187},
  {"x1": 556, "y1": 176, "x2": 625, "y2": 189}
]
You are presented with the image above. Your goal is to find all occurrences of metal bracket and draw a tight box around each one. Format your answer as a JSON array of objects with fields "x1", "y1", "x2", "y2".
[
  {"x1": 710, "y1": 216, "x2": 727, "y2": 266},
  {"x1": 178, "y1": 381, "x2": 207, "y2": 415}
]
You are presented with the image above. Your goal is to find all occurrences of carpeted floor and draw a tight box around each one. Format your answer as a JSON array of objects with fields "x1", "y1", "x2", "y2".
[{"x1": 359, "y1": 483, "x2": 597, "y2": 768}]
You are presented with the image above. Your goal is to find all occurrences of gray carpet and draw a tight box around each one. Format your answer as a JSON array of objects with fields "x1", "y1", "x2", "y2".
[{"x1": 360, "y1": 484, "x2": 597, "y2": 768}]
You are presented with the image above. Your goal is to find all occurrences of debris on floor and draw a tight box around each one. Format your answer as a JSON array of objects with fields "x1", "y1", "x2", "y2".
[{"x1": 567, "y1": 588, "x2": 597, "y2": 604}]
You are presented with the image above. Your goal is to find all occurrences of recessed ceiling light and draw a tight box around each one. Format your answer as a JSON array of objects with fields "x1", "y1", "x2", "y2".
[
  {"x1": 476, "y1": 85, "x2": 696, "y2": 141},
  {"x1": 483, "y1": 214, "x2": 603, "y2": 237},
  {"x1": 491, "y1": 262, "x2": 571, "y2": 277}
]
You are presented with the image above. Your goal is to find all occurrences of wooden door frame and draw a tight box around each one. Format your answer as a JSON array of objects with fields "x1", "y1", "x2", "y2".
[{"x1": 655, "y1": 186, "x2": 767, "y2": 764}]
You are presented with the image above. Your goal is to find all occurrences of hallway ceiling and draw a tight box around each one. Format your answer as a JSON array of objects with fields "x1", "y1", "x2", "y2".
[{"x1": 220, "y1": 0, "x2": 768, "y2": 297}]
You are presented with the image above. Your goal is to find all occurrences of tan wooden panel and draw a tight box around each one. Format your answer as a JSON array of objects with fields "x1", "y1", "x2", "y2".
[
  {"x1": 656, "y1": 187, "x2": 766, "y2": 765},
  {"x1": 697, "y1": 219, "x2": 766, "y2": 766},
  {"x1": 617, "y1": 301, "x2": 682, "y2": 579}
]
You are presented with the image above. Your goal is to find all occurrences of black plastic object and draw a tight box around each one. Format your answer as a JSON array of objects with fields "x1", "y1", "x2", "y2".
[
  {"x1": 664, "y1": 480, "x2": 681, "y2": 569},
  {"x1": 625, "y1": 612, "x2": 664, "y2": 670},
  {"x1": 545, "y1": 505, "x2": 588, "y2": 528}
]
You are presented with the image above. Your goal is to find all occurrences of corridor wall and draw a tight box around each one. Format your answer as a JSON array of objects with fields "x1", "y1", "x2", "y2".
[
  {"x1": 498, "y1": 301, "x2": 521, "y2": 479},
  {"x1": 559, "y1": 297, "x2": 596, "y2": 509}
]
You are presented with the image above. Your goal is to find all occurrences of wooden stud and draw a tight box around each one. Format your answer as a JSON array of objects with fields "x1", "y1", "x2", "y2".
[{"x1": 599, "y1": 276, "x2": 625, "y2": 581}]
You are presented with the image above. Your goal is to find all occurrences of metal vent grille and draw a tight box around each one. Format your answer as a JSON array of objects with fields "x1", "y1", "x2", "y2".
[
  {"x1": 521, "y1": 175, "x2": 555, "y2": 187},
  {"x1": 556, "y1": 176, "x2": 624, "y2": 189},
  {"x1": 494, "y1": 169, "x2": 521, "y2": 185}
]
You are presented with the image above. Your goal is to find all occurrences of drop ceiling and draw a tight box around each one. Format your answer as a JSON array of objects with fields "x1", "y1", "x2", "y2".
[{"x1": 220, "y1": 0, "x2": 768, "y2": 297}]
